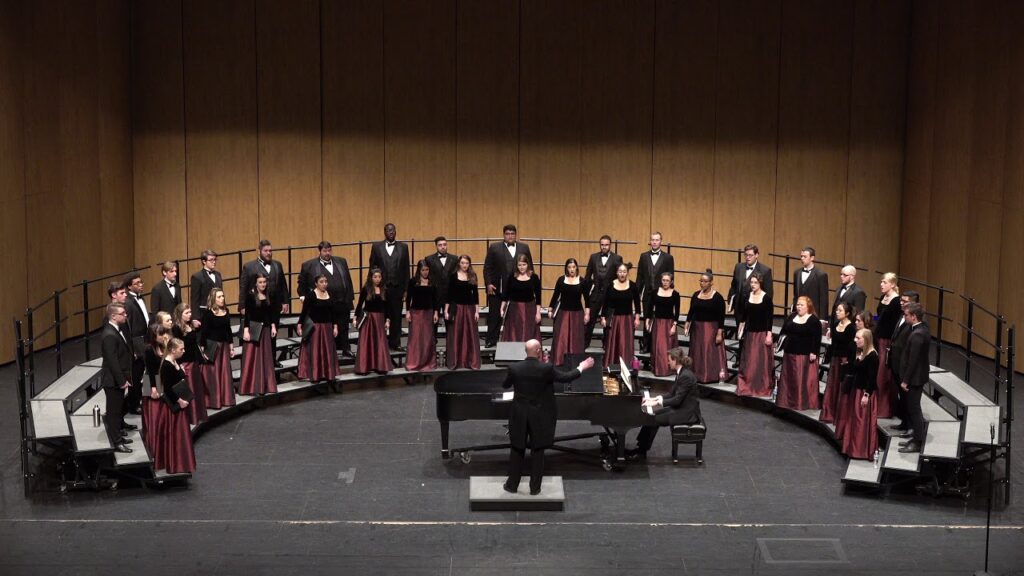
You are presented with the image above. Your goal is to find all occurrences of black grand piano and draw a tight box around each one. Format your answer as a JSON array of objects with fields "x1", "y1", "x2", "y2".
[{"x1": 434, "y1": 367, "x2": 656, "y2": 471}]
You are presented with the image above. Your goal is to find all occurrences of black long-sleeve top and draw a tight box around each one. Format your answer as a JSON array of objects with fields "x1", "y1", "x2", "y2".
[
  {"x1": 406, "y1": 280, "x2": 439, "y2": 311},
  {"x1": 549, "y1": 276, "x2": 588, "y2": 311},
  {"x1": 875, "y1": 296, "x2": 902, "y2": 340},
  {"x1": 827, "y1": 322, "x2": 856, "y2": 363},
  {"x1": 144, "y1": 348, "x2": 161, "y2": 389},
  {"x1": 300, "y1": 292, "x2": 339, "y2": 326},
  {"x1": 744, "y1": 294, "x2": 774, "y2": 332},
  {"x1": 502, "y1": 275, "x2": 542, "y2": 303},
  {"x1": 200, "y1": 309, "x2": 232, "y2": 345},
  {"x1": 447, "y1": 276, "x2": 479, "y2": 306},
  {"x1": 243, "y1": 293, "x2": 279, "y2": 326},
  {"x1": 781, "y1": 314, "x2": 823, "y2": 355},
  {"x1": 172, "y1": 325, "x2": 201, "y2": 365},
  {"x1": 600, "y1": 281, "x2": 641, "y2": 317},
  {"x1": 686, "y1": 291, "x2": 725, "y2": 324},
  {"x1": 645, "y1": 290, "x2": 681, "y2": 320},
  {"x1": 159, "y1": 361, "x2": 188, "y2": 403},
  {"x1": 846, "y1": 351, "x2": 879, "y2": 393},
  {"x1": 355, "y1": 287, "x2": 386, "y2": 318}
]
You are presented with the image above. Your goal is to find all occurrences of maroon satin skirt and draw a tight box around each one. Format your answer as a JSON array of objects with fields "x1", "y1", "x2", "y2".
[
  {"x1": 405, "y1": 309, "x2": 438, "y2": 371},
  {"x1": 551, "y1": 309, "x2": 585, "y2": 366},
  {"x1": 501, "y1": 301, "x2": 540, "y2": 342},
  {"x1": 356, "y1": 312, "x2": 393, "y2": 374},
  {"x1": 447, "y1": 304, "x2": 481, "y2": 370},
  {"x1": 819, "y1": 357, "x2": 848, "y2": 424},
  {"x1": 202, "y1": 342, "x2": 234, "y2": 409},
  {"x1": 689, "y1": 321, "x2": 727, "y2": 382},
  {"x1": 239, "y1": 326, "x2": 277, "y2": 395},
  {"x1": 736, "y1": 331, "x2": 774, "y2": 397},
  {"x1": 839, "y1": 391, "x2": 878, "y2": 459},
  {"x1": 141, "y1": 396, "x2": 166, "y2": 465},
  {"x1": 298, "y1": 322, "x2": 338, "y2": 382},
  {"x1": 777, "y1": 353, "x2": 820, "y2": 410},
  {"x1": 160, "y1": 407, "x2": 196, "y2": 474},
  {"x1": 649, "y1": 318, "x2": 676, "y2": 376},
  {"x1": 875, "y1": 338, "x2": 896, "y2": 418},
  {"x1": 603, "y1": 314, "x2": 635, "y2": 368},
  {"x1": 181, "y1": 361, "x2": 208, "y2": 425}
]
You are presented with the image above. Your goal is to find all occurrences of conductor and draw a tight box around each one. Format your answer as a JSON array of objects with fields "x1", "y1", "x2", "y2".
[{"x1": 502, "y1": 340, "x2": 596, "y2": 495}]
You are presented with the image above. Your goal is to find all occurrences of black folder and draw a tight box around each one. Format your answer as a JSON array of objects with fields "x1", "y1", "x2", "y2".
[
  {"x1": 131, "y1": 335, "x2": 147, "y2": 358},
  {"x1": 248, "y1": 321, "x2": 264, "y2": 342},
  {"x1": 164, "y1": 379, "x2": 195, "y2": 413},
  {"x1": 301, "y1": 316, "x2": 316, "y2": 343},
  {"x1": 203, "y1": 340, "x2": 221, "y2": 364}
]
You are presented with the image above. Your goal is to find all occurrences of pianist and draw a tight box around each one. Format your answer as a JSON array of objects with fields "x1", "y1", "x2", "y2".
[
  {"x1": 627, "y1": 347, "x2": 701, "y2": 459},
  {"x1": 503, "y1": 339, "x2": 596, "y2": 495}
]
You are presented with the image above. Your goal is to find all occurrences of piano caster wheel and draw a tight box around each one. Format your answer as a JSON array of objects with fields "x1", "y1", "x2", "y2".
[
  {"x1": 601, "y1": 460, "x2": 613, "y2": 472},
  {"x1": 460, "y1": 452, "x2": 472, "y2": 464}
]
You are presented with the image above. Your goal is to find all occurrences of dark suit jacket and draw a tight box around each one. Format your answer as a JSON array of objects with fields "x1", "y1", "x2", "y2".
[
  {"x1": 888, "y1": 317, "x2": 911, "y2": 377},
  {"x1": 424, "y1": 252, "x2": 458, "y2": 305},
  {"x1": 502, "y1": 357, "x2": 581, "y2": 449},
  {"x1": 899, "y1": 322, "x2": 931, "y2": 388},
  {"x1": 636, "y1": 251, "x2": 675, "y2": 308},
  {"x1": 369, "y1": 241, "x2": 411, "y2": 290},
  {"x1": 793, "y1": 266, "x2": 830, "y2": 317},
  {"x1": 728, "y1": 261, "x2": 774, "y2": 319},
  {"x1": 190, "y1": 268, "x2": 223, "y2": 311},
  {"x1": 240, "y1": 259, "x2": 289, "y2": 311},
  {"x1": 830, "y1": 282, "x2": 867, "y2": 327},
  {"x1": 653, "y1": 367, "x2": 701, "y2": 425},
  {"x1": 150, "y1": 280, "x2": 181, "y2": 316},
  {"x1": 100, "y1": 323, "x2": 132, "y2": 389},
  {"x1": 297, "y1": 256, "x2": 354, "y2": 313},
  {"x1": 584, "y1": 251, "x2": 623, "y2": 310},
  {"x1": 124, "y1": 292, "x2": 150, "y2": 340},
  {"x1": 484, "y1": 241, "x2": 532, "y2": 293}
]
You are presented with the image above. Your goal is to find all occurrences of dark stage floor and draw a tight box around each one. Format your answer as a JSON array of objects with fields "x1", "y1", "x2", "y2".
[{"x1": 1, "y1": 340, "x2": 1022, "y2": 575}]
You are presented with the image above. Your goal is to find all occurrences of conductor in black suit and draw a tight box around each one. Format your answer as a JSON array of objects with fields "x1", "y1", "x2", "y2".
[
  {"x1": 484, "y1": 224, "x2": 533, "y2": 348},
  {"x1": 298, "y1": 241, "x2": 354, "y2": 355},
  {"x1": 502, "y1": 339, "x2": 595, "y2": 495},
  {"x1": 369, "y1": 223, "x2": 410, "y2": 350},
  {"x1": 897, "y1": 303, "x2": 930, "y2": 453},
  {"x1": 583, "y1": 235, "x2": 623, "y2": 348},
  {"x1": 792, "y1": 246, "x2": 829, "y2": 321},
  {"x1": 628, "y1": 347, "x2": 701, "y2": 458},
  {"x1": 101, "y1": 303, "x2": 134, "y2": 453},
  {"x1": 636, "y1": 232, "x2": 674, "y2": 351},
  {"x1": 150, "y1": 261, "x2": 182, "y2": 315},
  {"x1": 189, "y1": 249, "x2": 223, "y2": 316},
  {"x1": 830, "y1": 265, "x2": 867, "y2": 330},
  {"x1": 425, "y1": 236, "x2": 457, "y2": 339},
  {"x1": 239, "y1": 240, "x2": 290, "y2": 315}
]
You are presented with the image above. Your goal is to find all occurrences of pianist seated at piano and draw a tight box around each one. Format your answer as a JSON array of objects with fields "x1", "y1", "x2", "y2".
[{"x1": 626, "y1": 347, "x2": 701, "y2": 460}]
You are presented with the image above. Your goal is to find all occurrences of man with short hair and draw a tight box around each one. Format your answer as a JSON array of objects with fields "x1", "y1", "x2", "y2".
[
  {"x1": 101, "y1": 302, "x2": 134, "y2": 453},
  {"x1": 122, "y1": 272, "x2": 149, "y2": 415},
  {"x1": 240, "y1": 240, "x2": 290, "y2": 314},
  {"x1": 830, "y1": 265, "x2": 866, "y2": 330},
  {"x1": 728, "y1": 244, "x2": 774, "y2": 366},
  {"x1": 425, "y1": 236, "x2": 458, "y2": 342},
  {"x1": 150, "y1": 261, "x2": 181, "y2": 315},
  {"x1": 583, "y1": 235, "x2": 622, "y2": 348},
  {"x1": 369, "y1": 223, "x2": 411, "y2": 350},
  {"x1": 484, "y1": 225, "x2": 532, "y2": 348},
  {"x1": 888, "y1": 290, "x2": 920, "y2": 436},
  {"x1": 636, "y1": 232, "x2": 674, "y2": 352},
  {"x1": 298, "y1": 241, "x2": 354, "y2": 356},
  {"x1": 793, "y1": 246, "x2": 829, "y2": 318},
  {"x1": 897, "y1": 302, "x2": 930, "y2": 453},
  {"x1": 190, "y1": 249, "x2": 223, "y2": 315}
]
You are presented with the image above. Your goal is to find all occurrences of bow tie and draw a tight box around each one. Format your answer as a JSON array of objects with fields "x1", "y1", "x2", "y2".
[
  {"x1": 747, "y1": 266, "x2": 754, "y2": 271},
  {"x1": 321, "y1": 260, "x2": 332, "y2": 266},
  {"x1": 260, "y1": 260, "x2": 271, "y2": 266},
  {"x1": 438, "y1": 253, "x2": 446, "y2": 258},
  {"x1": 651, "y1": 251, "x2": 660, "y2": 256},
  {"x1": 803, "y1": 268, "x2": 811, "y2": 273},
  {"x1": 506, "y1": 243, "x2": 515, "y2": 248},
  {"x1": 166, "y1": 282, "x2": 174, "y2": 288},
  {"x1": 387, "y1": 242, "x2": 395, "y2": 247}
]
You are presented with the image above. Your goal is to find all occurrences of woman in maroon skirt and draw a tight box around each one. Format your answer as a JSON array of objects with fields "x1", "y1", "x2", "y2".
[
  {"x1": 445, "y1": 255, "x2": 481, "y2": 370},
  {"x1": 143, "y1": 325, "x2": 171, "y2": 464},
  {"x1": 873, "y1": 272, "x2": 901, "y2": 418},
  {"x1": 683, "y1": 269, "x2": 728, "y2": 383},
  {"x1": 354, "y1": 268, "x2": 393, "y2": 375},
  {"x1": 200, "y1": 289, "x2": 234, "y2": 409},
  {"x1": 736, "y1": 273, "x2": 774, "y2": 397},
  {"x1": 298, "y1": 274, "x2": 340, "y2": 383},
  {"x1": 838, "y1": 328, "x2": 879, "y2": 459},
  {"x1": 600, "y1": 262, "x2": 641, "y2": 368},
  {"x1": 820, "y1": 302, "x2": 855, "y2": 427},
  {"x1": 777, "y1": 296, "x2": 823, "y2": 410},
  {"x1": 239, "y1": 276, "x2": 278, "y2": 396},
  {"x1": 405, "y1": 260, "x2": 439, "y2": 371},
  {"x1": 645, "y1": 272, "x2": 680, "y2": 376},
  {"x1": 549, "y1": 258, "x2": 589, "y2": 366},
  {"x1": 173, "y1": 303, "x2": 207, "y2": 425},
  {"x1": 500, "y1": 254, "x2": 542, "y2": 343},
  {"x1": 158, "y1": 338, "x2": 197, "y2": 474}
]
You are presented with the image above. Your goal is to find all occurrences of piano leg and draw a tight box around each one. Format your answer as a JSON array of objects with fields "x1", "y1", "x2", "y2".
[
  {"x1": 440, "y1": 420, "x2": 451, "y2": 459},
  {"x1": 611, "y1": 430, "x2": 627, "y2": 471}
]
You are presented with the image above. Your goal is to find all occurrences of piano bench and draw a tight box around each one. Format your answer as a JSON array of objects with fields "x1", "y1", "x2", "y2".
[{"x1": 670, "y1": 418, "x2": 706, "y2": 465}]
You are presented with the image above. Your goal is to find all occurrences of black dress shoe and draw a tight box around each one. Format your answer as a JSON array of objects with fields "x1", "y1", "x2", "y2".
[
  {"x1": 503, "y1": 482, "x2": 517, "y2": 494},
  {"x1": 898, "y1": 441, "x2": 921, "y2": 453},
  {"x1": 122, "y1": 423, "x2": 139, "y2": 431},
  {"x1": 625, "y1": 449, "x2": 647, "y2": 461},
  {"x1": 529, "y1": 487, "x2": 541, "y2": 496},
  {"x1": 892, "y1": 430, "x2": 913, "y2": 438},
  {"x1": 113, "y1": 444, "x2": 133, "y2": 454},
  {"x1": 392, "y1": 346, "x2": 406, "y2": 352},
  {"x1": 120, "y1": 437, "x2": 133, "y2": 444},
  {"x1": 341, "y1": 350, "x2": 354, "y2": 358}
]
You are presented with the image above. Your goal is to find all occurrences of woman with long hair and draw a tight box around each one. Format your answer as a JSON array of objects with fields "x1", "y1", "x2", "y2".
[
  {"x1": 820, "y1": 302, "x2": 855, "y2": 427},
  {"x1": 837, "y1": 328, "x2": 879, "y2": 459},
  {"x1": 735, "y1": 273, "x2": 774, "y2": 397},
  {"x1": 500, "y1": 254, "x2": 542, "y2": 342},
  {"x1": 549, "y1": 258, "x2": 589, "y2": 366},
  {"x1": 172, "y1": 303, "x2": 207, "y2": 425},
  {"x1": 874, "y1": 272, "x2": 901, "y2": 418},
  {"x1": 239, "y1": 275, "x2": 278, "y2": 395},
  {"x1": 297, "y1": 274, "x2": 340, "y2": 383},
  {"x1": 354, "y1": 268, "x2": 393, "y2": 375},
  {"x1": 405, "y1": 260, "x2": 439, "y2": 371},
  {"x1": 445, "y1": 255, "x2": 481, "y2": 370},
  {"x1": 683, "y1": 269, "x2": 727, "y2": 382},
  {"x1": 600, "y1": 262, "x2": 641, "y2": 368},
  {"x1": 776, "y1": 295, "x2": 823, "y2": 410},
  {"x1": 157, "y1": 338, "x2": 197, "y2": 474},
  {"x1": 645, "y1": 272, "x2": 680, "y2": 376},
  {"x1": 142, "y1": 325, "x2": 172, "y2": 465},
  {"x1": 200, "y1": 289, "x2": 234, "y2": 409}
]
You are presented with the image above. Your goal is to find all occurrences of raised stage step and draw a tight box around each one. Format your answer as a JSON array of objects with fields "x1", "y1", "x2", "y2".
[{"x1": 842, "y1": 458, "x2": 882, "y2": 486}]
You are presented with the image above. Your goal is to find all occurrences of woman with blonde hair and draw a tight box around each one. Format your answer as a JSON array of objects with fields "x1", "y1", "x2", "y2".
[
  {"x1": 200, "y1": 289, "x2": 234, "y2": 409},
  {"x1": 874, "y1": 272, "x2": 901, "y2": 417},
  {"x1": 172, "y1": 303, "x2": 207, "y2": 425},
  {"x1": 445, "y1": 255, "x2": 481, "y2": 370},
  {"x1": 837, "y1": 328, "x2": 879, "y2": 459}
]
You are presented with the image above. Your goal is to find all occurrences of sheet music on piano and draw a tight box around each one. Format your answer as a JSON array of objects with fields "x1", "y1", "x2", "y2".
[{"x1": 618, "y1": 357, "x2": 633, "y2": 393}]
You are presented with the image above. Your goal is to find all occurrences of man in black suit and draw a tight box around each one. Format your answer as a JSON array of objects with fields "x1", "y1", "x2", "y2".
[
  {"x1": 897, "y1": 303, "x2": 930, "y2": 453},
  {"x1": 189, "y1": 249, "x2": 223, "y2": 315},
  {"x1": 425, "y1": 236, "x2": 458, "y2": 341},
  {"x1": 239, "y1": 240, "x2": 290, "y2": 314},
  {"x1": 502, "y1": 339, "x2": 595, "y2": 495},
  {"x1": 369, "y1": 223, "x2": 411, "y2": 350},
  {"x1": 298, "y1": 241, "x2": 354, "y2": 356},
  {"x1": 636, "y1": 232, "x2": 674, "y2": 352},
  {"x1": 628, "y1": 347, "x2": 701, "y2": 458},
  {"x1": 727, "y1": 243, "x2": 774, "y2": 320},
  {"x1": 829, "y1": 265, "x2": 867, "y2": 331},
  {"x1": 793, "y1": 246, "x2": 829, "y2": 319},
  {"x1": 484, "y1": 224, "x2": 533, "y2": 348},
  {"x1": 122, "y1": 272, "x2": 150, "y2": 415},
  {"x1": 101, "y1": 303, "x2": 134, "y2": 453},
  {"x1": 887, "y1": 290, "x2": 920, "y2": 436},
  {"x1": 583, "y1": 235, "x2": 623, "y2": 348},
  {"x1": 150, "y1": 261, "x2": 181, "y2": 315}
]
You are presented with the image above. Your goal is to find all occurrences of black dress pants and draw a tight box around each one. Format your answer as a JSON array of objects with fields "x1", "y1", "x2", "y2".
[
  {"x1": 384, "y1": 286, "x2": 405, "y2": 348},
  {"x1": 486, "y1": 293, "x2": 503, "y2": 346},
  {"x1": 103, "y1": 386, "x2": 124, "y2": 445},
  {"x1": 904, "y1": 385, "x2": 926, "y2": 444},
  {"x1": 506, "y1": 447, "x2": 546, "y2": 493}
]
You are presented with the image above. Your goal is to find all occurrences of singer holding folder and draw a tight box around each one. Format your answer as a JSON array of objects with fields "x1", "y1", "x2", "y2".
[
  {"x1": 627, "y1": 347, "x2": 701, "y2": 459},
  {"x1": 239, "y1": 276, "x2": 279, "y2": 396}
]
